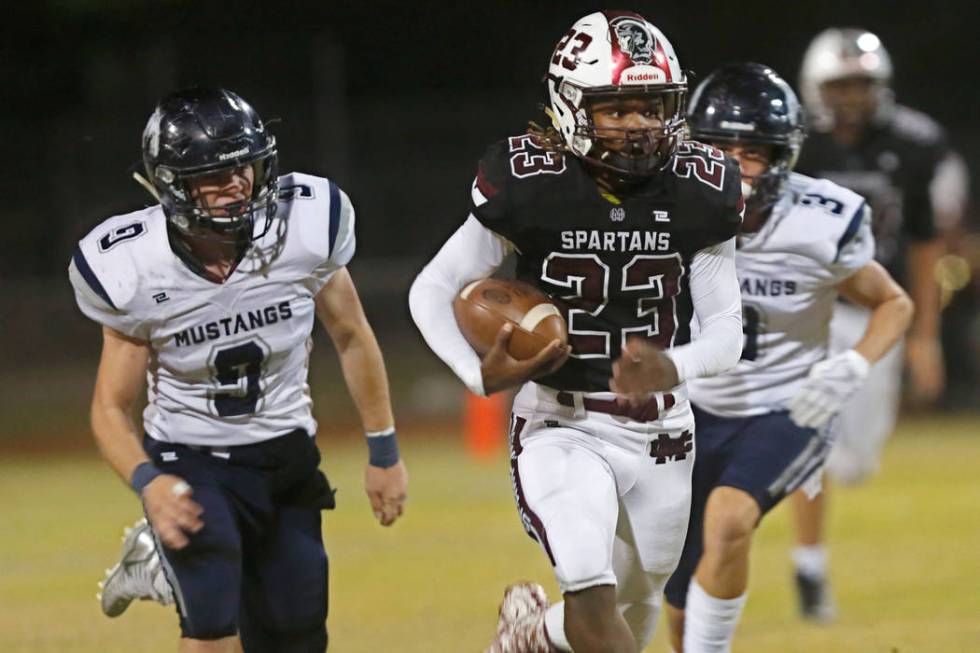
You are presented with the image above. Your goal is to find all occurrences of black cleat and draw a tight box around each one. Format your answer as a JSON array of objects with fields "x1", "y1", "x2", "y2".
[{"x1": 795, "y1": 571, "x2": 836, "y2": 623}]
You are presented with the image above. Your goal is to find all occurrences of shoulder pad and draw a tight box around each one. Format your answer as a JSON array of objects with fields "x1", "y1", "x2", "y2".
[
  {"x1": 71, "y1": 207, "x2": 165, "y2": 310},
  {"x1": 890, "y1": 106, "x2": 945, "y2": 147},
  {"x1": 672, "y1": 141, "x2": 741, "y2": 199},
  {"x1": 791, "y1": 174, "x2": 867, "y2": 220},
  {"x1": 474, "y1": 136, "x2": 569, "y2": 196},
  {"x1": 469, "y1": 136, "x2": 569, "y2": 241},
  {"x1": 281, "y1": 172, "x2": 356, "y2": 281},
  {"x1": 771, "y1": 174, "x2": 872, "y2": 265},
  {"x1": 672, "y1": 141, "x2": 743, "y2": 246}
]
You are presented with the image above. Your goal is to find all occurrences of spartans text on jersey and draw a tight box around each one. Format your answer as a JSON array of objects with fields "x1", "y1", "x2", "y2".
[{"x1": 560, "y1": 230, "x2": 671, "y2": 252}]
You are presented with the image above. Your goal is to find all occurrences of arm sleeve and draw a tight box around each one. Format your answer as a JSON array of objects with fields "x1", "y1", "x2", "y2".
[
  {"x1": 408, "y1": 215, "x2": 513, "y2": 395},
  {"x1": 311, "y1": 184, "x2": 356, "y2": 288},
  {"x1": 665, "y1": 237, "x2": 742, "y2": 383}
]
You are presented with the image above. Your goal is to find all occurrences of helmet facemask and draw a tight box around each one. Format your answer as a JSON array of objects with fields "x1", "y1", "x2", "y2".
[
  {"x1": 554, "y1": 79, "x2": 687, "y2": 180},
  {"x1": 817, "y1": 75, "x2": 886, "y2": 131},
  {"x1": 581, "y1": 88, "x2": 686, "y2": 178},
  {"x1": 155, "y1": 149, "x2": 279, "y2": 248},
  {"x1": 799, "y1": 28, "x2": 894, "y2": 130}
]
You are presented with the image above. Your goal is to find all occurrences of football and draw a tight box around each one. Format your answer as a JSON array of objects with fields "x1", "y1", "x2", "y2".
[{"x1": 453, "y1": 278, "x2": 568, "y2": 360}]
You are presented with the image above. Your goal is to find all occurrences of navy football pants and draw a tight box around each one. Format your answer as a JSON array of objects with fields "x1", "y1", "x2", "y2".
[
  {"x1": 664, "y1": 405, "x2": 828, "y2": 609},
  {"x1": 144, "y1": 431, "x2": 334, "y2": 652}
]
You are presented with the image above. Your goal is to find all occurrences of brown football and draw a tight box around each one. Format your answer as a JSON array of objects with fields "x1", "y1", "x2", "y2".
[{"x1": 453, "y1": 278, "x2": 568, "y2": 360}]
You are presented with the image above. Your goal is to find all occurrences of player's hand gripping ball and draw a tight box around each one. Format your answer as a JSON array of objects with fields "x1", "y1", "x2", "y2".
[{"x1": 453, "y1": 278, "x2": 568, "y2": 359}]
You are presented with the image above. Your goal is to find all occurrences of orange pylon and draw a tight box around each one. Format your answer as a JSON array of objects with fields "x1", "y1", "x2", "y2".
[{"x1": 464, "y1": 391, "x2": 508, "y2": 460}]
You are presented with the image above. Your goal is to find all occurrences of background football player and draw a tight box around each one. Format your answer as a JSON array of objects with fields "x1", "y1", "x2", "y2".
[
  {"x1": 69, "y1": 87, "x2": 408, "y2": 653},
  {"x1": 662, "y1": 63, "x2": 911, "y2": 653},
  {"x1": 409, "y1": 11, "x2": 744, "y2": 653},
  {"x1": 790, "y1": 27, "x2": 969, "y2": 619}
]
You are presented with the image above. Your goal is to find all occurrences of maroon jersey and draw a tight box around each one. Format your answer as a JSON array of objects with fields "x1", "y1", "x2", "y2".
[{"x1": 470, "y1": 136, "x2": 743, "y2": 391}]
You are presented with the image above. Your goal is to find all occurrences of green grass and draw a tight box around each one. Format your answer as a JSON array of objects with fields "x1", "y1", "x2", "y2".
[{"x1": 1, "y1": 415, "x2": 978, "y2": 652}]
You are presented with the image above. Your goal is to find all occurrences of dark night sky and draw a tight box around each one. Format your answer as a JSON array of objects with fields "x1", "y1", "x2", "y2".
[{"x1": 2, "y1": 0, "x2": 977, "y2": 276}]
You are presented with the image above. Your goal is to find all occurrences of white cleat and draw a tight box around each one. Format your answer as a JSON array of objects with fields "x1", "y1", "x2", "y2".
[
  {"x1": 98, "y1": 518, "x2": 175, "y2": 617},
  {"x1": 485, "y1": 582, "x2": 553, "y2": 653}
]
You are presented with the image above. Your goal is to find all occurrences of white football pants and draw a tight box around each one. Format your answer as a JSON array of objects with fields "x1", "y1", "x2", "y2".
[{"x1": 508, "y1": 382, "x2": 695, "y2": 647}]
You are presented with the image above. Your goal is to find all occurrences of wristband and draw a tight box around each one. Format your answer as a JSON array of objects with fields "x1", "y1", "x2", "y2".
[
  {"x1": 130, "y1": 461, "x2": 163, "y2": 495},
  {"x1": 366, "y1": 427, "x2": 400, "y2": 468}
]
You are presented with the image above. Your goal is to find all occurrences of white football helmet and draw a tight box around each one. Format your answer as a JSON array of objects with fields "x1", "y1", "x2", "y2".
[
  {"x1": 799, "y1": 28, "x2": 894, "y2": 129},
  {"x1": 546, "y1": 10, "x2": 687, "y2": 178}
]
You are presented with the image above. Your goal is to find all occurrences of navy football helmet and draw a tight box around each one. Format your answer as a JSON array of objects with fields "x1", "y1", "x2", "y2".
[
  {"x1": 140, "y1": 87, "x2": 278, "y2": 247},
  {"x1": 687, "y1": 63, "x2": 805, "y2": 211}
]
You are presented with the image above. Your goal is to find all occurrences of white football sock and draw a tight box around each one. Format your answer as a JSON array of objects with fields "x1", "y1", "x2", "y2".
[
  {"x1": 544, "y1": 602, "x2": 572, "y2": 652},
  {"x1": 682, "y1": 579, "x2": 747, "y2": 653},
  {"x1": 619, "y1": 593, "x2": 661, "y2": 649},
  {"x1": 792, "y1": 544, "x2": 828, "y2": 579}
]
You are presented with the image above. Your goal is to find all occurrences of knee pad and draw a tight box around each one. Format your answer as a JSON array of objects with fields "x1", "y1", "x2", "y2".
[{"x1": 168, "y1": 532, "x2": 242, "y2": 641}]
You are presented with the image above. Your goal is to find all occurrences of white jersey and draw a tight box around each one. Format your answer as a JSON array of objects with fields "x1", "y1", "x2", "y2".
[
  {"x1": 688, "y1": 173, "x2": 874, "y2": 417},
  {"x1": 68, "y1": 172, "x2": 355, "y2": 446}
]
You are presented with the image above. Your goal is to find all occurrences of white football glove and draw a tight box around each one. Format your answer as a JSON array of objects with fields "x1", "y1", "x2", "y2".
[{"x1": 788, "y1": 349, "x2": 870, "y2": 429}]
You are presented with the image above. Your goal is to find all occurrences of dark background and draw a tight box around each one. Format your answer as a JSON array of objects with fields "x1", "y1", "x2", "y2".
[{"x1": 2, "y1": 0, "x2": 977, "y2": 420}]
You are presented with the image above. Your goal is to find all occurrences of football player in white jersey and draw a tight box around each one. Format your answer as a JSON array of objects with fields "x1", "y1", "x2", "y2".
[
  {"x1": 661, "y1": 64, "x2": 912, "y2": 653},
  {"x1": 69, "y1": 88, "x2": 407, "y2": 653},
  {"x1": 410, "y1": 12, "x2": 745, "y2": 653},
  {"x1": 792, "y1": 28, "x2": 969, "y2": 620}
]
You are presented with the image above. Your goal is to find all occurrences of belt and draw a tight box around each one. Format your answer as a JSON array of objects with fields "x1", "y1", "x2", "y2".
[
  {"x1": 185, "y1": 443, "x2": 233, "y2": 459},
  {"x1": 179, "y1": 428, "x2": 310, "y2": 461},
  {"x1": 555, "y1": 390, "x2": 675, "y2": 423}
]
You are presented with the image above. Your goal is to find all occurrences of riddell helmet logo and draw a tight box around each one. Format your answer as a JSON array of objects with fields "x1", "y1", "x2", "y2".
[
  {"x1": 219, "y1": 147, "x2": 250, "y2": 161},
  {"x1": 611, "y1": 17, "x2": 655, "y2": 65},
  {"x1": 623, "y1": 70, "x2": 664, "y2": 83}
]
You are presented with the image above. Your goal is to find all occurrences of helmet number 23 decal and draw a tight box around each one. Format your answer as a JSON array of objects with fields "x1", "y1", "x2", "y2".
[
  {"x1": 552, "y1": 30, "x2": 593, "y2": 71},
  {"x1": 541, "y1": 252, "x2": 684, "y2": 357}
]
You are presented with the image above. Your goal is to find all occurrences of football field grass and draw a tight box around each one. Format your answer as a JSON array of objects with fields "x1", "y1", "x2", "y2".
[{"x1": 1, "y1": 414, "x2": 978, "y2": 652}]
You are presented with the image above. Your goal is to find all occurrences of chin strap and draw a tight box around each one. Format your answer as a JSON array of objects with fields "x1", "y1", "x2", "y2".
[
  {"x1": 132, "y1": 171, "x2": 161, "y2": 201},
  {"x1": 544, "y1": 106, "x2": 561, "y2": 131}
]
